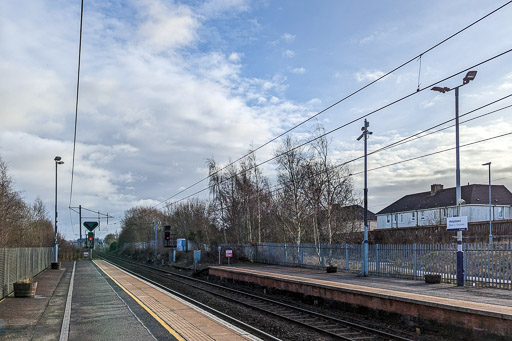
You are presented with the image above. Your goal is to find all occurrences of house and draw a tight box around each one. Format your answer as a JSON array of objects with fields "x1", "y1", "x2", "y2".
[
  {"x1": 334, "y1": 204, "x2": 377, "y2": 231},
  {"x1": 376, "y1": 184, "x2": 512, "y2": 229}
]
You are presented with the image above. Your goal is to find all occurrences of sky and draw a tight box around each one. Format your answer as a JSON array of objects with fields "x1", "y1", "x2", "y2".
[{"x1": 1, "y1": 0, "x2": 511, "y2": 240}]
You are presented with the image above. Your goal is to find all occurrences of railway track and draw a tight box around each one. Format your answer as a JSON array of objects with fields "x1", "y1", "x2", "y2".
[{"x1": 97, "y1": 253, "x2": 414, "y2": 341}]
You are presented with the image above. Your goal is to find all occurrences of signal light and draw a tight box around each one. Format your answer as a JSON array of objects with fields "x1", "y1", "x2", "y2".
[
  {"x1": 87, "y1": 232, "x2": 94, "y2": 248},
  {"x1": 164, "y1": 231, "x2": 171, "y2": 247}
]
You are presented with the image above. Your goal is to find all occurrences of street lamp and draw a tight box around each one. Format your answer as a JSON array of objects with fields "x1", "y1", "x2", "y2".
[
  {"x1": 431, "y1": 70, "x2": 477, "y2": 286},
  {"x1": 54, "y1": 156, "x2": 64, "y2": 265},
  {"x1": 482, "y1": 162, "x2": 492, "y2": 244}
]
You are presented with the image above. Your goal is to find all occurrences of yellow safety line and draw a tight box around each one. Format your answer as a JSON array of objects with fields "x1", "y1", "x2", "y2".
[{"x1": 93, "y1": 260, "x2": 185, "y2": 341}]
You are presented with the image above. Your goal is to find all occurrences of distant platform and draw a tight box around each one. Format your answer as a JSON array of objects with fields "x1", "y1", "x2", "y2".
[{"x1": 209, "y1": 264, "x2": 512, "y2": 338}]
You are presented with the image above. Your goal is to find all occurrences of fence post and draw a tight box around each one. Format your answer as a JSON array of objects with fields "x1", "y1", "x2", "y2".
[
  {"x1": 300, "y1": 244, "x2": 304, "y2": 267},
  {"x1": 413, "y1": 243, "x2": 417, "y2": 280},
  {"x1": 345, "y1": 244, "x2": 349, "y2": 272},
  {"x1": 376, "y1": 244, "x2": 380, "y2": 276},
  {"x1": 321, "y1": 244, "x2": 324, "y2": 268}
]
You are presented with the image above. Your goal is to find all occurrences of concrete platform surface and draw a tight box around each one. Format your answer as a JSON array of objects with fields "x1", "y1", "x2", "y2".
[
  {"x1": 0, "y1": 259, "x2": 263, "y2": 341},
  {"x1": 0, "y1": 261, "x2": 70, "y2": 340}
]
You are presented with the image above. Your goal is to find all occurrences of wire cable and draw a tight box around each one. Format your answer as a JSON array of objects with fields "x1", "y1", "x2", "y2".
[
  {"x1": 157, "y1": 49, "x2": 512, "y2": 208},
  {"x1": 69, "y1": 0, "x2": 84, "y2": 207},
  {"x1": 202, "y1": 131, "x2": 512, "y2": 215},
  {"x1": 152, "y1": 1, "x2": 512, "y2": 208}
]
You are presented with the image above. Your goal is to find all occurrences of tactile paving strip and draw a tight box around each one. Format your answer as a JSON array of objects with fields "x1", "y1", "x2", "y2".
[{"x1": 95, "y1": 260, "x2": 260, "y2": 341}]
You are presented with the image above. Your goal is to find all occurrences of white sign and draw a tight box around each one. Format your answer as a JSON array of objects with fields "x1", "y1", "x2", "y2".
[
  {"x1": 447, "y1": 216, "x2": 468, "y2": 231},
  {"x1": 83, "y1": 251, "x2": 89, "y2": 258},
  {"x1": 226, "y1": 249, "x2": 233, "y2": 258}
]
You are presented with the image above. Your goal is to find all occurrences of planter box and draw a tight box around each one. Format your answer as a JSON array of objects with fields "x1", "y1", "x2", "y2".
[
  {"x1": 424, "y1": 274, "x2": 442, "y2": 284},
  {"x1": 14, "y1": 282, "x2": 37, "y2": 298},
  {"x1": 326, "y1": 266, "x2": 338, "y2": 273}
]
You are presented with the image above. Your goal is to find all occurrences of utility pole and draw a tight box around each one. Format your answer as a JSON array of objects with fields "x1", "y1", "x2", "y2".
[
  {"x1": 482, "y1": 162, "x2": 492, "y2": 244},
  {"x1": 79, "y1": 205, "x2": 82, "y2": 249},
  {"x1": 154, "y1": 221, "x2": 158, "y2": 258},
  {"x1": 357, "y1": 119, "x2": 372, "y2": 276}
]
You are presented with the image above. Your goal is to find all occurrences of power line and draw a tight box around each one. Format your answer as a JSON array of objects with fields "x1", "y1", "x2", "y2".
[
  {"x1": 165, "y1": 99, "x2": 512, "y2": 215},
  {"x1": 69, "y1": 0, "x2": 84, "y2": 207},
  {"x1": 157, "y1": 49, "x2": 512, "y2": 208},
  {"x1": 152, "y1": 2, "x2": 512, "y2": 208},
  {"x1": 352, "y1": 132, "x2": 512, "y2": 176},
  {"x1": 201, "y1": 131, "x2": 512, "y2": 216}
]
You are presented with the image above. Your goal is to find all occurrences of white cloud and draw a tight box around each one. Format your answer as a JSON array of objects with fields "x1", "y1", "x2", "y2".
[
  {"x1": 136, "y1": 1, "x2": 199, "y2": 52},
  {"x1": 283, "y1": 49, "x2": 295, "y2": 58},
  {"x1": 199, "y1": 0, "x2": 251, "y2": 17},
  {"x1": 359, "y1": 27, "x2": 398, "y2": 45},
  {"x1": 282, "y1": 33, "x2": 295, "y2": 42},
  {"x1": 355, "y1": 70, "x2": 386, "y2": 82},
  {"x1": 291, "y1": 67, "x2": 306, "y2": 74}
]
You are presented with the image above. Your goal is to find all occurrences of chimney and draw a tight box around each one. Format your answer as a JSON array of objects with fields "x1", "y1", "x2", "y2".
[{"x1": 430, "y1": 184, "x2": 443, "y2": 196}]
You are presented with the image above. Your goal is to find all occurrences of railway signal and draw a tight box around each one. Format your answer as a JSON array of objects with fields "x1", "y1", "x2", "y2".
[
  {"x1": 87, "y1": 232, "x2": 94, "y2": 248},
  {"x1": 164, "y1": 230, "x2": 171, "y2": 247}
]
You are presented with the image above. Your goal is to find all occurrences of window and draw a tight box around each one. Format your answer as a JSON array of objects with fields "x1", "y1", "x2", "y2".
[
  {"x1": 400, "y1": 214, "x2": 403, "y2": 222},
  {"x1": 411, "y1": 212, "x2": 415, "y2": 220},
  {"x1": 387, "y1": 215, "x2": 390, "y2": 223},
  {"x1": 498, "y1": 207, "x2": 503, "y2": 218},
  {"x1": 441, "y1": 208, "x2": 446, "y2": 217},
  {"x1": 434, "y1": 211, "x2": 438, "y2": 219},
  {"x1": 421, "y1": 211, "x2": 425, "y2": 220}
]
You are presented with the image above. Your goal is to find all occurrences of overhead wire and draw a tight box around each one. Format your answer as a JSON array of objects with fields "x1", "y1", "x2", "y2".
[
  {"x1": 157, "y1": 49, "x2": 512, "y2": 208},
  {"x1": 165, "y1": 96, "x2": 512, "y2": 214},
  {"x1": 152, "y1": 1, "x2": 512, "y2": 208},
  {"x1": 69, "y1": 0, "x2": 84, "y2": 207},
  {"x1": 201, "y1": 131, "x2": 512, "y2": 216}
]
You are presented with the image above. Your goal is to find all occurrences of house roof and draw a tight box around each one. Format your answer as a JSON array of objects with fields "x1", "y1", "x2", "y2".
[
  {"x1": 377, "y1": 184, "x2": 512, "y2": 215},
  {"x1": 334, "y1": 204, "x2": 377, "y2": 221}
]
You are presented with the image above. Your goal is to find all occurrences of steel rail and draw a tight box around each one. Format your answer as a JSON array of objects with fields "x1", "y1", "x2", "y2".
[{"x1": 99, "y1": 253, "x2": 413, "y2": 341}]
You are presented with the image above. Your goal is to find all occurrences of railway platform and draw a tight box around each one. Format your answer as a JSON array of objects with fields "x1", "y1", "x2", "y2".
[
  {"x1": 208, "y1": 264, "x2": 512, "y2": 339},
  {"x1": 0, "y1": 260, "x2": 261, "y2": 341}
]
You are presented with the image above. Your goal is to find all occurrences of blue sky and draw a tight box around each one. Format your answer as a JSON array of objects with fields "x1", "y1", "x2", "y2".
[{"x1": 1, "y1": 0, "x2": 511, "y2": 240}]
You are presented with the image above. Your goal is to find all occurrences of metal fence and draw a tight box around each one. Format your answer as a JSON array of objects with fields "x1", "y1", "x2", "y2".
[
  {"x1": 0, "y1": 248, "x2": 53, "y2": 299},
  {"x1": 241, "y1": 242, "x2": 512, "y2": 289}
]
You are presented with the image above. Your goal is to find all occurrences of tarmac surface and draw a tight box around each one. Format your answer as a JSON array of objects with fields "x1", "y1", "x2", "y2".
[
  {"x1": 0, "y1": 261, "x2": 173, "y2": 341},
  {"x1": 0, "y1": 260, "x2": 260, "y2": 341}
]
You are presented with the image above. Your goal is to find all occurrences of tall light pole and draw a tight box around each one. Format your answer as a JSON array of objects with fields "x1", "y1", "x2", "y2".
[
  {"x1": 54, "y1": 156, "x2": 64, "y2": 264},
  {"x1": 432, "y1": 70, "x2": 477, "y2": 286},
  {"x1": 482, "y1": 162, "x2": 492, "y2": 244},
  {"x1": 357, "y1": 119, "x2": 372, "y2": 276}
]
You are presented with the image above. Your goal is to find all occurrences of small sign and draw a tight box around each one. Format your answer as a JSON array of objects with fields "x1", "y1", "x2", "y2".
[
  {"x1": 194, "y1": 250, "x2": 201, "y2": 262},
  {"x1": 226, "y1": 249, "x2": 233, "y2": 258},
  {"x1": 83, "y1": 251, "x2": 89, "y2": 258},
  {"x1": 83, "y1": 221, "x2": 98, "y2": 231},
  {"x1": 447, "y1": 216, "x2": 468, "y2": 231}
]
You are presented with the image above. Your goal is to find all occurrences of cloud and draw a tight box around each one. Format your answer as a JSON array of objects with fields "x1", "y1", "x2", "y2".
[
  {"x1": 291, "y1": 67, "x2": 306, "y2": 74},
  {"x1": 359, "y1": 27, "x2": 398, "y2": 45},
  {"x1": 283, "y1": 49, "x2": 295, "y2": 58},
  {"x1": 282, "y1": 33, "x2": 295, "y2": 42},
  {"x1": 136, "y1": 1, "x2": 199, "y2": 52},
  {"x1": 355, "y1": 70, "x2": 386, "y2": 82},
  {"x1": 199, "y1": 0, "x2": 251, "y2": 17}
]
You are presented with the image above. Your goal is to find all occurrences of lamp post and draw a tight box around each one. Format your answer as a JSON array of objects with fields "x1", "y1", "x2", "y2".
[
  {"x1": 54, "y1": 156, "x2": 64, "y2": 264},
  {"x1": 431, "y1": 70, "x2": 477, "y2": 286},
  {"x1": 357, "y1": 119, "x2": 372, "y2": 276},
  {"x1": 482, "y1": 162, "x2": 492, "y2": 244}
]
